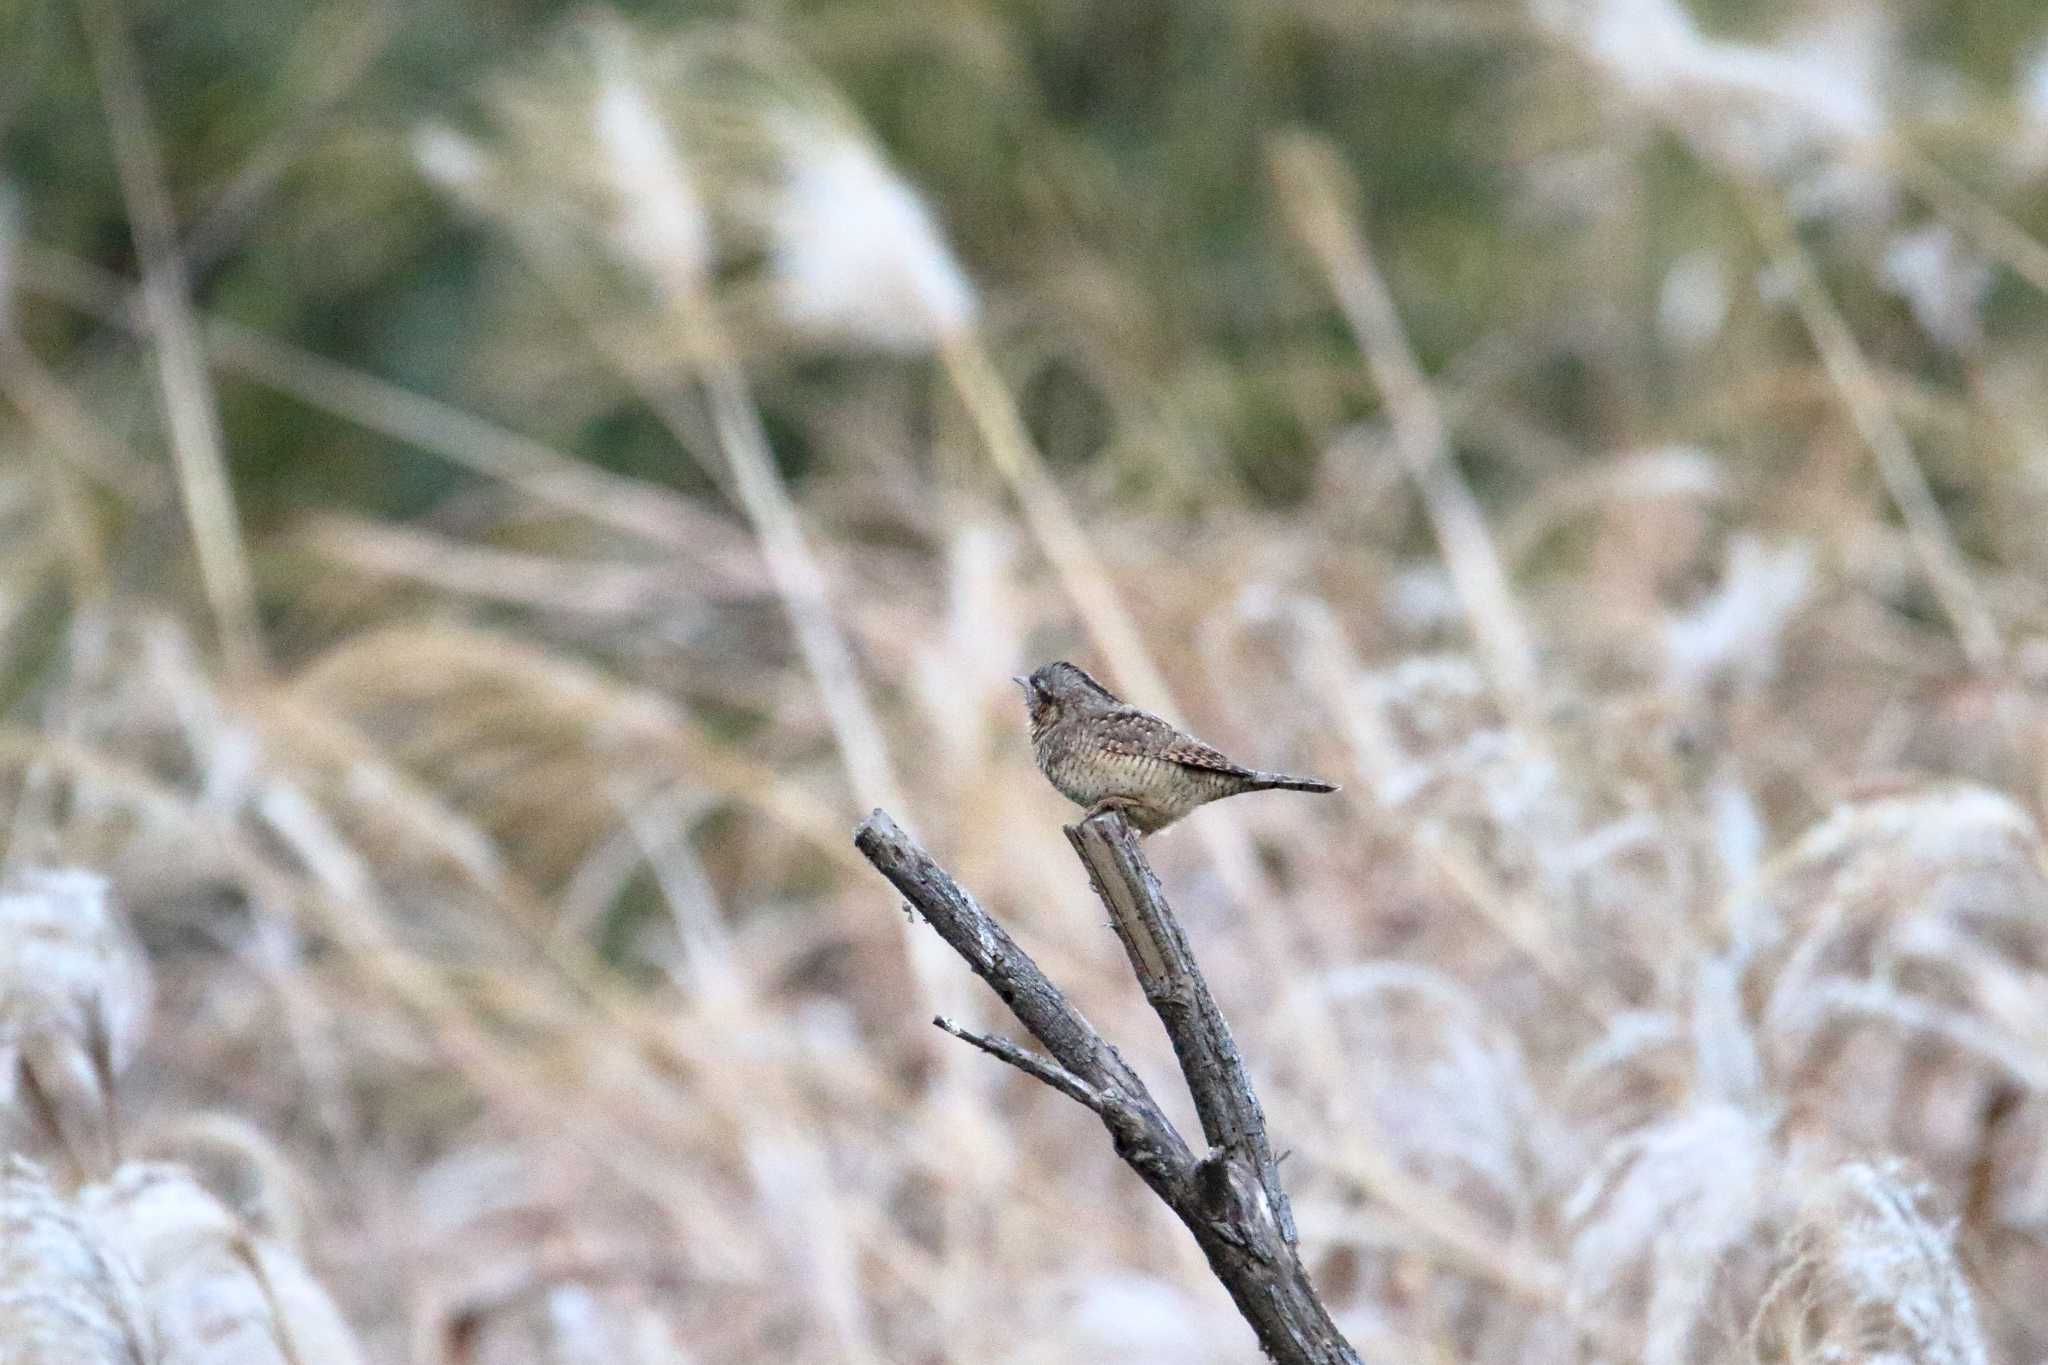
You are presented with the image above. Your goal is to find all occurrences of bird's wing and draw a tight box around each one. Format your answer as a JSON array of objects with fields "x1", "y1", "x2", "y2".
[{"x1": 1097, "y1": 707, "x2": 1256, "y2": 777}]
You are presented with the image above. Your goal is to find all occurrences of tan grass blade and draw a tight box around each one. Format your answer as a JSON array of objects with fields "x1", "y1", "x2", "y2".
[
  {"x1": 1741, "y1": 184, "x2": 2003, "y2": 672},
  {"x1": 76, "y1": 0, "x2": 263, "y2": 680},
  {"x1": 1270, "y1": 132, "x2": 1541, "y2": 719}
]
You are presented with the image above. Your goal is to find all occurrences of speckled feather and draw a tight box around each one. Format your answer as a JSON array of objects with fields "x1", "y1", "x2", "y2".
[{"x1": 1018, "y1": 662, "x2": 1336, "y2": 833}]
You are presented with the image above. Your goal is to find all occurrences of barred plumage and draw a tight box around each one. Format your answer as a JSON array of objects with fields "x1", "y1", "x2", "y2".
[{"x1": 1016, "y1": 662, "x2": 1336, "y2": 832}]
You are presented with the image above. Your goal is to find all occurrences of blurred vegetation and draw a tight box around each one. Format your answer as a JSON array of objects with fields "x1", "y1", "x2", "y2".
[
  {"x1": 7, "y1": 0, "x2": 2038, "y2": 549},
  {"x1": 12, "y1": 0, "x2": 2048, "y2": 1359}
]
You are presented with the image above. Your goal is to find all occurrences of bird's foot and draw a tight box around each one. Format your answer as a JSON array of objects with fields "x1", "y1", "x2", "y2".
[{"x1": 1082, "y1": 798, "x2": 1159, "y2": 833}]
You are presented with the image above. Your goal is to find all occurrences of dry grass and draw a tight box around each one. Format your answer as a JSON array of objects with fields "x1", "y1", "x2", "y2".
[{"x1": 8, "y1": 0, "x2": 2048, "y2": 1359}]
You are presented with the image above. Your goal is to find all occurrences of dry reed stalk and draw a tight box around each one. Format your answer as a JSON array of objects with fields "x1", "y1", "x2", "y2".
[
  {"x1": 296, "y1": 516, "x2": 697, "y2": 618},
  {"x1": 689, "y1": 325, "x2": 909, "y2": 820},
  {"x1": 935, "y1": 331, "x2": 1171, "y2": 712},
  {"x1": 10, "y1": 243, "x2": 753, "y2": 575},
  {"x1": 213, "y1": 319, "x2": 752, "y2": 566},
  {"x1": 250, "y1": 679, "x2": 670, "y2": 972},
  {"x1": 610, "y1": 780, "x2": 739, "y2": 1001},
  {"x1": 587, "y1": 47, "x2": 907, "y2": 820},
  {"x1": 173, "y1": 0, "x2": 400, "y2": 272},
  {"x1": 248, "y1": 777, "x2": 764, "y2": 1273},
  {"x1": 581, "y1": 40, "x2": 957, "y2": 1019},
  {"x1": 1887, "y1": 143, "x2": 2048, "y2": 298},
  {"x1": 1268, "y1": 133, "x2": 1541, "y2": 722},
  {"x1": 1739, "y1": 185, "x2": 2004, "y2": 673},
  {"x1": 1753, "y1": 1157, "x2": 1989, "y2": 1363},
  {"x1": 75, "y1": 0, "x2": 264, "y2": 680},
  {"x1": 0, "y1": 314, "x2": 160, "y2": 502},
  {"x1": 140, "y1": 1112, "x2": 317, "y2": 1251},
  {"x1": 9, "y1": 353, "x2": 110, "y2": 601},
  {"x1": 0, "y1": 212, "x2": 111, "y2": 598}
]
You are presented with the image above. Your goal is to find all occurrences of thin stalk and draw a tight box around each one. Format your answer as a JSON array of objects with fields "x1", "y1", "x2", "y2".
[
  {"x1": 177, "y1": 0, "x2": 400, "y2": 272},
  {"x1": 479, "y1": 209, "x2": 917, "y2": 843},
  {"x1": 689, "y1": 312, "x2": 906, "y2": 818},
  {"x1": 0, "y1": 337, "x2": 108, "y2": 600},
  {"x1": 77, "y1": 0, "x2": 264, "y2": 679},
  {"x1": 1888, "y1": 143, "x2": 2048, "y2": 299},
  {"x1": 1269, "y1": 134, "x2": 1540, "y2": 721},
  {"x1": 1741, "y1": 185, "x2": 2003, "y2": 672},
  {"x1": 937, "y1": 329, "x2": 1176, "y2": 713},
  {"x1": 16, "y1": 242, "x2": 755, "y2": 566},
  {"x1": 684, "y1": 318, "x2": 964, "y2": 1023}
]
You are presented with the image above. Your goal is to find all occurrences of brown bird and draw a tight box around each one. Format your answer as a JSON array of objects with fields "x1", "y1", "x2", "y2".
[{"x1": 1015, "y1": 661, "x2": 1337, "y2": 832}]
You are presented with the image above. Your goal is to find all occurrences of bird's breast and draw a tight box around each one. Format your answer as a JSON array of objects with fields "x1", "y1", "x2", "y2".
[{"x1": 1038, "y1": 735, "x2": 1198, "y2": 809}]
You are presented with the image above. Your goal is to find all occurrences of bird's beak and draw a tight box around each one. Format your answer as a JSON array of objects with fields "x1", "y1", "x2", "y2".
[{"x1": 1011, "y1": 675, "x2": 1030, "y2": 689}]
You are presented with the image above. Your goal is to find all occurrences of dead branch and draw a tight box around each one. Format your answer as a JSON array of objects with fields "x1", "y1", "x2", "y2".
[
  {"x1": 854, "y1": 808, "x2": 1361, "y2": 1365},
  {"x1": 1066, "y1": 814, "x2": 1301, "y2": 1244}
]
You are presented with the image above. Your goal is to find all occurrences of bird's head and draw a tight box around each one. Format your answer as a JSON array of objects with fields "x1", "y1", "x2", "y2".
[{"x1": 1013, "y1": 661, "x2": 1117, "y2": 735}]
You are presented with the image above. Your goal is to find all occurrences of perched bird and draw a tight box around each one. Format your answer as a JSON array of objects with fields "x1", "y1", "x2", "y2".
[{"x1": 1015, "y1": 661, "x2": 1337, "y2": 832}]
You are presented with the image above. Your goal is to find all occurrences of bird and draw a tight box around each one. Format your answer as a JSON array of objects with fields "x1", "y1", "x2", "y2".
[{"x1": 1014, "y1": 661, "x2": 1337, "y2": 833}]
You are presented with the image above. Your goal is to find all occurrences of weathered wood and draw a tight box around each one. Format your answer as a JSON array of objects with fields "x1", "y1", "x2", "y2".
[
  {"x1": 1067, "y1": 811, "x2": 1299, "y2": 1245},
  {"x1": 853, "y1": 808, "x2": 1361, "y2": 1365},
  {"x1": 855, "y1": 811, "x2": 1191, "y2": 1185}
]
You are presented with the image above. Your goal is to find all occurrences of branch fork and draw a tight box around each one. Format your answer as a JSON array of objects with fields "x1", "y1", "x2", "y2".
[{"x1": 853, "y1": 808, "x2": 1360, "y2": 1365}]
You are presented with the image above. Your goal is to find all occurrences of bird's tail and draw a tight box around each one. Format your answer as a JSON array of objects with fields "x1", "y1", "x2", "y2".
[{"x1": 1249, "y1": 771, "x2": 1339, "y2": 794}]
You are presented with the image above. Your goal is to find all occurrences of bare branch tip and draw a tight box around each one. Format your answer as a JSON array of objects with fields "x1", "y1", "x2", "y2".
[
  {"x1": 1070, "y1": 808, "x2": 1135, "y2": 839},
  {"x1": 852, "y1": 807, "x2": 902, "y2": 851}
]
